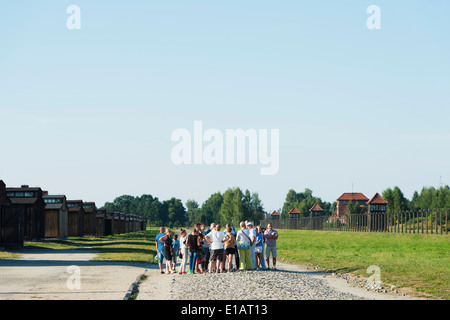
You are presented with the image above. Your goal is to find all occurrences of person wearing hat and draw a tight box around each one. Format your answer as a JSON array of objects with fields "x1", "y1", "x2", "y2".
[{"x1": 246, "y1": 222, "x2": 257, "y2": 270}]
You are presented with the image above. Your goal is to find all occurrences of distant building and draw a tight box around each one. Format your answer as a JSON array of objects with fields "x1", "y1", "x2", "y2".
[
  {"x1": 336, "y1": 193, "x2": 369, "y2": 216},
  {"x1": 367, "y1": 193, "x2": 388, "y2": 231},
  {"x1": 288, "y1": 207, "x2": 300, "y2": 219},
  {"x1": 309, "y1": 203, "x2": 324, "y2": 217},
  {"x1": 83, "y1": 202, "x2": 97, "y2": 236},
  {"x1": 309, "y1": 203, "x2": 324, "y2": 229},
  {"x1": 67, "y1": 200, "x2": 85, "y2": 237},
  {"x1": 367, "y1": 193, "x2": 387, "y2": 214},
  {"x1": 270, "y1": 210, "x2": 280, "y2": 220},
  {"x1": 43, "y1": 194, "x2": 69, "y2": 239},
  {"x1": 6, "y1": 185, "x2": 46, "y2": 242},
  {"x1": 0, "y1": 180, "x2": 15, "y2": 248},
  {"x1": 96, "y1": 208, "x2": 106, "y2": 236}
]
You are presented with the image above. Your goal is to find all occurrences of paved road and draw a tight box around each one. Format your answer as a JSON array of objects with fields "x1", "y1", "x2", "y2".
[{"x1": 0, "y1": 248, "x2": 149, "y2": 300}]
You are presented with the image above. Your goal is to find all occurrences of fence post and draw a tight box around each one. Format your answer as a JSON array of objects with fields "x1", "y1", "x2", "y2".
[
  {"x1": 431, "y1": 210, "x2": 434, "y2": 234},
  {"x1": 436, "y1": 210, "x2": 438, "y2": 235},
  {"x1": 401, "y1": 211, "x2": 403, "y2": 233},
  {"x1": 446, "y1": 209, "x2": 448, "y2": 236},
  {"x1": 416, "y1": 210, "x2": 419, "y2": 234},
  {"x1": 408, "y1": 211, "x2": 411, "y2": 233}
]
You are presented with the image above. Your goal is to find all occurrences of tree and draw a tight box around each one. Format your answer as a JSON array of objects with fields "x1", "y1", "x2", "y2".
[
  {"x1": 103, "y1": 194, "x2": 186, "y2": 227},
  {"x1": 186, "y1": 199, "x2": 201, "y2": 226},
  {"x1": 281, "y1": 189, "x2": 299, "y2": 219},
  {"x1": 410, "y1": 185, "x2": 450, "y2": 210},
  {"x1": 165, "y1": 198, "x2": 186, "y2": 226},
  {"x1": 201, "y1": 192, "x2": 223, "y2": 225},
  {"x1": 249, "y1": 192, "x2": 265, "y2": 223},
  {"x1": 281, "y1": 188, "x2": 333, "y2": 218},
  {"x1": 383, "y1": 186, "x2": 409, "y2": 212},
  {"x1": 219, "y1": 187, "x2": 244, "y2": 227}
]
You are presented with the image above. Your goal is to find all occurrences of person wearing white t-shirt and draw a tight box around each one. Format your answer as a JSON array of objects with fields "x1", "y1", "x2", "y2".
[
  {"x1": 178, "y1": 229, "x2": 188, "y2": 274},
  {"x1": 206, "y1": 224, "x2": 229, "y2": 273}
]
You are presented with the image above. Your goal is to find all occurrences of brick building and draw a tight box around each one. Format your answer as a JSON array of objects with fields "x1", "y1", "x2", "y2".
[{"x1": 336, "y1": 193, "x2": 369, "y2": 216}]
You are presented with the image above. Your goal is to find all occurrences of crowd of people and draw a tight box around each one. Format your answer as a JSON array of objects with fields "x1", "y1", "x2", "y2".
[{"x1": 155, "y1": 221, "x2": 279, "y2": 275}]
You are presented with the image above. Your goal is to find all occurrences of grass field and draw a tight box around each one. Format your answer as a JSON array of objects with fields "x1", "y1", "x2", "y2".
[
  {"x1": 0, "y1": 229, "x2": 159, "y2": 263},
  {"x1": 276, "y1": 230, "x2": 449, "y2": 300},
  {"x1": 67, "y1": 229, "x2": 160, "y2": 263}
]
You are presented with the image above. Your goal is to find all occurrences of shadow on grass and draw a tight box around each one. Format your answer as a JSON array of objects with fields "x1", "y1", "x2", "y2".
[{"x1": 321, "y1": 267, "x2": 359, "y2": 274}]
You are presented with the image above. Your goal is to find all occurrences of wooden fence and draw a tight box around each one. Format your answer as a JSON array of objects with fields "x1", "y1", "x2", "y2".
[{"x1": 259, "y1": 209, "x2": 449, "y2": 235}]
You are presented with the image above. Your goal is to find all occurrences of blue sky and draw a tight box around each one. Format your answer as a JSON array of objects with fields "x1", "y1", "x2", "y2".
[{"x1": 1, "y1": 1, "x2": 449, "y2": 212}]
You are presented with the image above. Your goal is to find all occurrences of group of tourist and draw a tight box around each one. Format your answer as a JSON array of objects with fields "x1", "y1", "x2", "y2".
[{"x1": 155, "y1": 221, "x2": 278, "y2": 274}]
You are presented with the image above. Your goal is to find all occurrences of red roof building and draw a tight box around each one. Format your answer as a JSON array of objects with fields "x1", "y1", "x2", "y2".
[
  {"x1": 336, "y1": 193, "x2": 369, "y2": 216},
  {"x1": 288, "y1": 207, "x2": 300, "y2": 219},
  {"x1": 270, "y1": 210, "x2": 280, "y2": 220},
  {"x1": 309, "y1": 203, "x2": 324, "y2": 216},
  {"x1": 367, "y1": 193, "x2": 388, "y2": 213}
]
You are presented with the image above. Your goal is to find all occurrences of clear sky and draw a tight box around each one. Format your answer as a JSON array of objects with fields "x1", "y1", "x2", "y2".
[{"x1": 1, "y1": 1, "x2": 449, "y2": 212}]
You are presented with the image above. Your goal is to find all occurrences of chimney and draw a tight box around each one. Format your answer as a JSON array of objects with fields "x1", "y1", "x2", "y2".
[
  {"x1": 21, "y1": 185, "x2": 29, "y2": 188},
  {"x1": 42, "y1": 190, "x2": 49, "y2": 196}
]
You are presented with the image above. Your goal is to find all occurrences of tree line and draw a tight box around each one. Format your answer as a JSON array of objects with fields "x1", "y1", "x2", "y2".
[
  {"x1": 280, "y1": 188, "x2": 335, "y2": 218},
  {"x1": 382, "y1": 185, "x2": 450, "y2": 212},
  {"x1": 103, "y1": 185, "x2": 450, "y2": 227},
  {"x1": 103, "y1": 187, "x2": 265, "y2": 227}
]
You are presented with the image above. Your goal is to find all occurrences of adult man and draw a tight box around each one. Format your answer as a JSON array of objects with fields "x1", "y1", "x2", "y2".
[
  {"x1": 205, "y1": 222, "x2": 215, "y2": 235},
  {"x1": 206, "y1": 224, "x2": 229, "y2": 273},
  {"x1": 155, "y1": 227, "x2": 166, "y2": 274},
  {"x1": 247, "y1": 222, "x2": 257, "y2": 270},
  {"x1": 199, "y1": 223, "x2": 210, "y2": 271},
  {"x1": 263, "y1": 222, "x2": 278, "y2": 270}
]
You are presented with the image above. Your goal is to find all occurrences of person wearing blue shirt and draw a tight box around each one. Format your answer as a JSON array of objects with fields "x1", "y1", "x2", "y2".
[
  {"x1": 172, "y1": 234, "x2": 180, "y2": 271},
  {"x1": 255, "y1": 226, "x2": 264, "y2": 270},
  {"x1": 155, "y1": 227, "x2": 166, "y2": 274}
]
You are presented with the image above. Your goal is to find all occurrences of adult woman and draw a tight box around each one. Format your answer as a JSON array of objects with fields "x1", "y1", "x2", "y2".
[
  {"x1": 159, "y1": 228, "x2": 174, "y2": 274},
  {"x1": 236, "y1": 221, "x2": 253, "y2": 270},
  {"x1": 178, "y1": 229, "x2": 188, "y2": 275},
  {"x1": 172, "y1": 234, "x2": 180, "y2": 272},
  {"x1": 223, "y1": 226, "x2": 236, "y2": 271},
  {"x1": 186, "y1": 226, "x2": 201, "y2": 274},
  {"x1": 254, "y1": 226, "x2": 264, "y2": 270}
]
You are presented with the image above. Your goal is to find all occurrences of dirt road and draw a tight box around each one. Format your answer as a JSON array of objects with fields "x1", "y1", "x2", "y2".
[{"x1": 0, "y1": 248, "x2": 149, "y2": 300}]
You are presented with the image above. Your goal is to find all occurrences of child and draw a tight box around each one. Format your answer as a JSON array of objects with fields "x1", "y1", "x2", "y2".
[
  {"x1": 196, "y1": 234, "x2": 205, "y2": 273},
  {"x1": 172, "y1": 234, "x2": 180, "y2": 272},
  {"x1": 179, "y1": 229, "x2": 188, "y2": 274}
]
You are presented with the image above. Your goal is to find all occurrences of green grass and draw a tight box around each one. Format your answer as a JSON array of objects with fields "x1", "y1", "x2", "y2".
[
  {"x1": 66, "y1": 229, "x2": 159, "y2": 263},
  {"x1": 0, "y1": 251, "x2": 21, "y2": 260},
  {"x1": 0, "y1": 229, "x2": 159, "y2": 264},
  {"x1": 276, "y1": 230, "x2": 449, "y2": 300}
]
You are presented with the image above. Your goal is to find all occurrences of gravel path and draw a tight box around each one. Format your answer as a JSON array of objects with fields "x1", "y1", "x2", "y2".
[
  {"x1": 137, "y1": 228, "x2": 413, "y2": 301},
  {"x1": 169, "y1": 266, "x2": 361, "y2": 300},
  {"x1": 136, "y1": 261, "x2": 413, "y2": 300}
]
